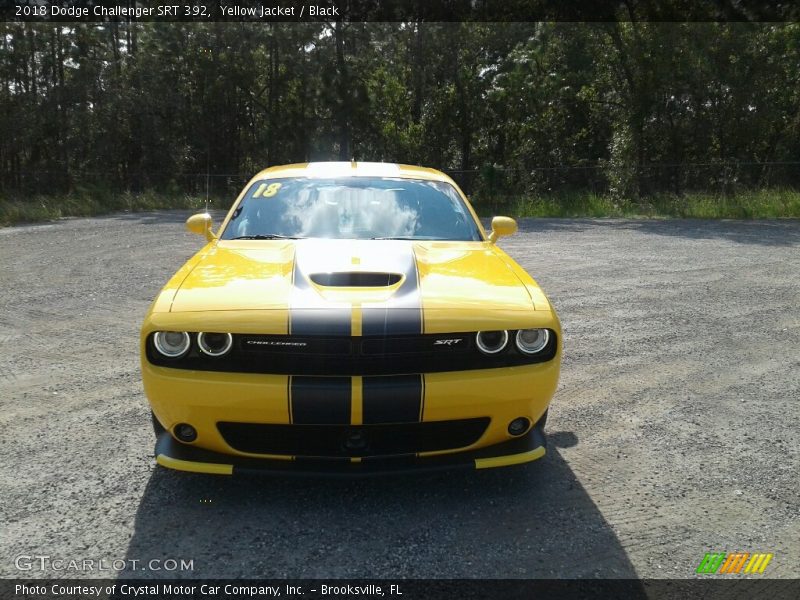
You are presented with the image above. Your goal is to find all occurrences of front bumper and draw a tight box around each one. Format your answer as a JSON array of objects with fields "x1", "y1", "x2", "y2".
[
  {"x1": 154, "y1": 423, "x2": 547, "y2": 477},
  {"x1": 144, "y1": 362, "x2": 560, "y2": 459}
]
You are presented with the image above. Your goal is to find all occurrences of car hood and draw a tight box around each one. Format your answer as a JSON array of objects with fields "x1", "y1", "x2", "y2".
[{"x1": 167, "y1": 239, "x2": 539, "y2": 332}]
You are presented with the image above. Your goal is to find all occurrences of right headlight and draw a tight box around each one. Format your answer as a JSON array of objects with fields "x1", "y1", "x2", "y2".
[
  {"x1": 476, "y1": 330, "x2": 509, "y2": 354},
  {"x1": 153, "y1": 331, "x2": 191, "y2": 358},
  {"x1": 197, "y1": 332, "x2": 233, "y2": 357},
  {"x1": 515, "y1": 328, "x2": 550, "y2": 355}
]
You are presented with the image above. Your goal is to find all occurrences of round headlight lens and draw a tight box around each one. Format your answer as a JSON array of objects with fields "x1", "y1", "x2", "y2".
[
  {"x1": 153, "y1": 331, "x2": 191, "y2": 358},
  {"x1": 515, "y1": 328, "x2": 550, "y2": 355},
  {"x1": 197, "y1": 332, "x2": 233, "y2": 357},
  {"x1": 475, "y1": 330, "x2": 509, "y2": 355}
]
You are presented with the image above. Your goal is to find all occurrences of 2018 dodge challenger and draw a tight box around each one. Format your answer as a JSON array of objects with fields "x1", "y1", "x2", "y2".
[{"x1": 141, "y1": 161, "x2": 561, "y2": 475}]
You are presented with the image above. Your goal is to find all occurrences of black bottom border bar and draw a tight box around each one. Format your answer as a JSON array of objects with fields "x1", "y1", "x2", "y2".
[{"x1": 5, "y1": 579, "x2": 800, "y2": 600}]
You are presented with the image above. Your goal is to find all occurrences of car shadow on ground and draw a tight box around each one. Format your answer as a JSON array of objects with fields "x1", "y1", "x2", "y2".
[
  {"x1": 509, "y1": 217, "x2": 800, "y2": 247},
  {"x1": 121, "y1": 435, "x2": 644, "y2": 586}
]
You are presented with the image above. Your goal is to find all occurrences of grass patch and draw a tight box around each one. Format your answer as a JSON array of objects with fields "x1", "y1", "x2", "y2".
[
  {"x1": 0, "y1": 188, "x2": 223, "y2": 227},
  {"x1": 476, "y1": 189, "x2": 800, "y2": 219},
  {"x1": 2, "y1": 187, "x2": 800, "y2": 227}
]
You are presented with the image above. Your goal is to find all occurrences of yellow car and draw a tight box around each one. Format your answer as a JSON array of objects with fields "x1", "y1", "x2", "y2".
[{"x1": 141, "y1": 162, "x2": 561, "y2": 475}]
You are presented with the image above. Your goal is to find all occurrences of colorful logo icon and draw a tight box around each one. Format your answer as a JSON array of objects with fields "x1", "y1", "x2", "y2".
[{"x1": 696, "y1": 552, "x2": 773, "y2": 574}]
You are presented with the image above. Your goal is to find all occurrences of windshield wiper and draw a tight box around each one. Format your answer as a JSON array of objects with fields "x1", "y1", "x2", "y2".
[{"x1": 231, "y1": 234, "x2": 304, "y2": 240}]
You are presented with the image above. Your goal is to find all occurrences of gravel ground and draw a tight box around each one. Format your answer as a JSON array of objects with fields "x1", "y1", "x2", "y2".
[{"x1": 0, "y1": 212, "x2": 798, "y2": 580}]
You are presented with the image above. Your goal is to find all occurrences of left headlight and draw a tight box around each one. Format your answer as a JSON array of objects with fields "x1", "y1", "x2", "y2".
[
  {"x1": 476, "y1": 330, "x2": 509, "y2": 354},
  {"x1": 515, "y1": 328, "x2": 550, "y2": 355},
  {"x1": 153, "y1": 331, "x2": 191, "y2": 358}
]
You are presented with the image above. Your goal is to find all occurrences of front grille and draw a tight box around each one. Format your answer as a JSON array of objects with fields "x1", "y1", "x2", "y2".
[
  {"x1": 241, "y1": 336, "x2": 352, "y2": 355},
  {"x1": 217, "y1": 418, "x2": 490, "y2": 458},
  {"x1": 146, "y1": 330, "x2": 557, "y2": 375}
]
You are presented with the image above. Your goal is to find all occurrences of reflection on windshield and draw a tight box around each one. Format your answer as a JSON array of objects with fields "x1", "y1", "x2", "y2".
[
  {"x1": 221, "y1": 177, "x2": 482, "y2": 241},
  {"x1": 284, "y1": 185, "x2": 419, "y2": 238}
]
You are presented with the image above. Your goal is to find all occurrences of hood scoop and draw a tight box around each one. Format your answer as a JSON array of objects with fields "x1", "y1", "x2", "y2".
[{"x1": 309, "y1": 272, "x2": 402, "y2": 287}]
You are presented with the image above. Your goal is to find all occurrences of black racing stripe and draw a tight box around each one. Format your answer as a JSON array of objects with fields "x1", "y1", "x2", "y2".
[
  {"x1": 289, "y1": 254, "x2": 352, "y2": 337},
  {"x1": 361, "y1": 246, "x2": 423, "y2": 336},
  {"x1": 362, "y1": 375, "x2": 423, "y2": 424},
  {"x1": 290, "y1": 376, "x2": 351, "y2": 424},
  {"x1": 361, "y1": 307, "x2": 421, "y2": 336},
  {"x1": 289, "y1": 306, "x2": 352, "y2": 336}
]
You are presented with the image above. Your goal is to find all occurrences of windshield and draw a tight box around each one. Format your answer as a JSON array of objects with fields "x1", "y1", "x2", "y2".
[{"x1": 220, "y1": 177, "x2": 483, "y2": 241}]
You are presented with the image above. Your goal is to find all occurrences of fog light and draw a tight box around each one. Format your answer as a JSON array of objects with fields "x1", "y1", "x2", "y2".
[
  {"x1": 508, "y1": 417, "x2": 530, "y2": 436},
  {"x1": 174, "y1": 423, "x2": 197, "y2": 443}
]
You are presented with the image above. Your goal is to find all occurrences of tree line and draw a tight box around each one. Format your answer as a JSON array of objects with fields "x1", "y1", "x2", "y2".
[{"x1": 1, "y1": 22, "x2": 799, "y2": 200}]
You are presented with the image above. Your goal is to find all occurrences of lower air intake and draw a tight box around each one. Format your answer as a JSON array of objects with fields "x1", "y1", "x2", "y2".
[{"x1": 218, "y1": 418, "x2": 490, "y2": 457}]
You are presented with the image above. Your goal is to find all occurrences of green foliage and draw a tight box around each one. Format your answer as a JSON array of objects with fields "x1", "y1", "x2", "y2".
[
  {"x1": 0, "y1": 190, "x2": 210, "y2": 226},
  {"x1": 2, "y1": 188, "x2": 798, "y2": 226},
  {"x1": 494, "y1": 189, "x2": 800, "y2": 219},
  {"x1": 1, "y1": 22, "x2": 800, "y2": 219}
]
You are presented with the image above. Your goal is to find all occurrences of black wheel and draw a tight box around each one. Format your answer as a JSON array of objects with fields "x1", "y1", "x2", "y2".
[{"x1": 151, "y1": 410, "x2": 166, "y2": 437}]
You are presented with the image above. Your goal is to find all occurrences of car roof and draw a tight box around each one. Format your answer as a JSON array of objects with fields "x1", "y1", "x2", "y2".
[{"x1": 251, "y1": 161, "x2": 453, "y2": 183}]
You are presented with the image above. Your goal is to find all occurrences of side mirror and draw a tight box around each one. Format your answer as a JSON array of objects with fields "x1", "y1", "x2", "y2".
[
  {"x1": 488, "y1": 216, "x2": 517, "y2": 243},
  {"x1": 186, "y1": 213, "x2": 216, "y2": 242}
]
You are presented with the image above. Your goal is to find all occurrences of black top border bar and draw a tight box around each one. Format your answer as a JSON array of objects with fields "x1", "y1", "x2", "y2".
[{"x1": 4, "y1": 0, "x2": 800, "y2": 23}]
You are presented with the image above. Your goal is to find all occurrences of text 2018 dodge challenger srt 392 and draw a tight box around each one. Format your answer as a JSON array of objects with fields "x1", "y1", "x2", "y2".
[{"x1": 140, "y1": 161, "x2": 561, "y2": 475}]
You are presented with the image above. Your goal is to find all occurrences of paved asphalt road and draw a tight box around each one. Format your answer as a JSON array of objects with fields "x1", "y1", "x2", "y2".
[{"x1": 0, "y1": 212, "x2": 798, "y2": 581}]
